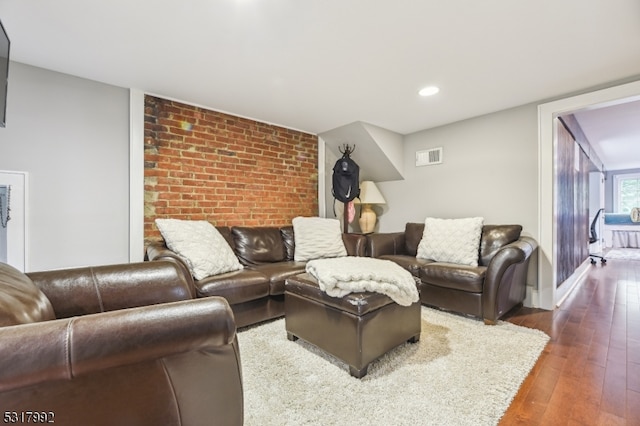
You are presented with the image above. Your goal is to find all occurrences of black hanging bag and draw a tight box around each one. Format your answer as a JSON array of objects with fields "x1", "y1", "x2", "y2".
[{"x1": 332, "y1": 146, "x2": 360, "y2": 213}]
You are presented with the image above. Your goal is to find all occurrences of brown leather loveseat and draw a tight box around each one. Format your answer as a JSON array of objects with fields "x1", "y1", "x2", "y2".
[
  {"x1": 0, "y1": 261, "x2": 243, "y2": 426},
  {"x1": 366, "y1": 223, "x2": 537, "y2": 324},
  {"x1": 147, "y1": 225, "x2": 367, "y2": 327}
]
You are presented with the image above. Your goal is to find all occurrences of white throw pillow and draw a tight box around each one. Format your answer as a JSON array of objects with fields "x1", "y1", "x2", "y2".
[
  {"x1": 155, "y1": 219, "x2": 243, "y2": 280},
  {"x1": 292, "y1": 217, "x2": 347, "y2": 262},
  {"x1": 416, "y1": 217, "x2": 484, "y2": 267}
]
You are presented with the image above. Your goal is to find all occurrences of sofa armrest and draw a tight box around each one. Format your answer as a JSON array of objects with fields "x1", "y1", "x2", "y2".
[
  {"x1": 0, "y1": 297, "x2": 236, "y2": 393},
  {"x1": 365, "y1": 232, "x2": 406, "y2": 257},
  {"x1": 482, "y1": 236, "x2": 537, "y2": 323},
  {"x1": 342, "y1": 233, "x2": 367, "y2": 257},
  {"x1": 27, "y1": 261, "x2": 195, "y2": 318},
  {"x1": 147, "y1": 241, "x2": 193, "y2": 278}
]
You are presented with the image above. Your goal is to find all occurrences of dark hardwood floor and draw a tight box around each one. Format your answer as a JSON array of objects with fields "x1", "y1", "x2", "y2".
[{"x1": 499, "y1": 255, "x2": 640, "y2": 425}]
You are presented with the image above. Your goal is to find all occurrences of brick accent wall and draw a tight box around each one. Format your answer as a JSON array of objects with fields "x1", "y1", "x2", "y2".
[{"x1": 144, "y1": 95, "x2": 318, "y2": 242}]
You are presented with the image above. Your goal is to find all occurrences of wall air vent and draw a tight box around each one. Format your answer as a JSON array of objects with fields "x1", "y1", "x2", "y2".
[{"x1": 415, "y1": 147, "x2": 443, "y2": 166}]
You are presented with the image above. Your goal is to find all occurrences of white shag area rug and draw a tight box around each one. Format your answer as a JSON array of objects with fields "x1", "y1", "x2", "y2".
[
  {"x1": 238, "y1": 306, "x2": 549, "y2": 426},
  {"x1": 605, "y1": 248, "x2": 640, "y2": 261}
]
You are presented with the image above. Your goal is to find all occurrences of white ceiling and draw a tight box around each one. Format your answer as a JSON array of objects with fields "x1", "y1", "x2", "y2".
[
  {"x1": 573, "y1": 99, "x2": 640, "y2": 171},
  {"x1": 1, "y1": 0, "x2": 640, "y2": 168}
]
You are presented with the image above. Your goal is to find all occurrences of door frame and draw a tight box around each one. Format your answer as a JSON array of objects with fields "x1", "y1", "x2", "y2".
[
  {"x1": 0, "y1": 170, "x2": 28, "y2": 271},
  {"x1": 538, "y1": 79, "x2": 640, "y2": 309}
]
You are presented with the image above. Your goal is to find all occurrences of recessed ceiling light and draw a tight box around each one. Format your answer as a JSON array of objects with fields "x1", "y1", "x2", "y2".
[{"x1": 419, "y1": 86, "x2": 440, "y2": 97}]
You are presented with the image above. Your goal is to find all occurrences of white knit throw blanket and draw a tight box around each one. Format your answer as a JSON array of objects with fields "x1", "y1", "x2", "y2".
[{"x1": 305, "y1": 257, "x2": 420, "y2": 306}]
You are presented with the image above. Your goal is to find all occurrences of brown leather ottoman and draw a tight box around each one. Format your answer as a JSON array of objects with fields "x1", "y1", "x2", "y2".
[{"x1": 284, "y1": 272, "x2": 421, "y2": 378}]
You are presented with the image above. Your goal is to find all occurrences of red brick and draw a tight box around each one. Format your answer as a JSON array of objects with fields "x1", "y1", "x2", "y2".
[{"x1": 143, "y1": 95, "x2": 319, "y2": 244}]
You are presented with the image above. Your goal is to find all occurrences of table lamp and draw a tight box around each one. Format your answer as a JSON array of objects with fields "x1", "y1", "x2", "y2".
[{"x1": 355, "y1": 181, "x2": 386, "y2": 233}]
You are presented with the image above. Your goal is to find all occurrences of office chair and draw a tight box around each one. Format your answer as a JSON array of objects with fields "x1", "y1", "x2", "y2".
[{"x1": 589, "y1": 208, "x2": 607, "y2": 265}]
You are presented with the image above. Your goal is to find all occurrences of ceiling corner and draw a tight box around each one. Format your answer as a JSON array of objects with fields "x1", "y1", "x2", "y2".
[{"x1": 319, "y1": 121, "x2": 404, "y2": 183}]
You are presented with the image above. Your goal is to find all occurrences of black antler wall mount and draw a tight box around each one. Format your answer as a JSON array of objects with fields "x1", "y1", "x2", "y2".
[{"x1": 338, "y1": 144, "x2": 356, "y2": 158}]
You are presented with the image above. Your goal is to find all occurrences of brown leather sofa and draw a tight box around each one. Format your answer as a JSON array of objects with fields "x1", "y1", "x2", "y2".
[
  {"x1": 366, "y1": 223, "x2": 537, "y2": 324},
  {"x1": 0, "y1": 261, "x2": 243, "y2": 426},
  {"x1": 147, "y1": 225, "x2": 367, "y2": 328}
]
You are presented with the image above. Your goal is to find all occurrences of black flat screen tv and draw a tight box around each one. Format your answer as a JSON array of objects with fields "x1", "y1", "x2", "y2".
[{"x1": 0, "y1": 19, "x2": 9, "y2": 128}]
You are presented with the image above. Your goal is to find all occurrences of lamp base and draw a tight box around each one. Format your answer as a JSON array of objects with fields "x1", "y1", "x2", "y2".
[{"x1": 359, "y1": 204, "x2": 377, "y2": 234}]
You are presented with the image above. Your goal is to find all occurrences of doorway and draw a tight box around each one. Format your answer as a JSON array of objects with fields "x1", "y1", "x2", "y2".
[{"x1": 538, "y1": 80, "x2": 640, "y2": 310}]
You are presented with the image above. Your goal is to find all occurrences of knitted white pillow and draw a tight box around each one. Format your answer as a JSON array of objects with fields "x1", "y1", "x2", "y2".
[
  {"x1": 417, "y1": 217, "x2": 484, "y2": 267},
  {"x1": 292, "y1": 217, "x2": 347, "y2": 262},
  {"x1": 155, "y1": 219, "x2": 243, "y2": 280}
]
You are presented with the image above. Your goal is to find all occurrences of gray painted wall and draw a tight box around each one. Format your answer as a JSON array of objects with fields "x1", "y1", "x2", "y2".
[
  {"x1": 377, "y1": 103, "x2": 539, "y2": 237},
  {"x1": 323, "y1": 104, "x2": 539, "y2": 238},
  {"x1": 322, "y1": 104, "x2": 540, "y2": 290},
  {"x1": 0, "y1": 62, "x2": 130, "y2": 271},
  {"x1": 385, "y1": 104, "x2": 540, "y2": 290}
]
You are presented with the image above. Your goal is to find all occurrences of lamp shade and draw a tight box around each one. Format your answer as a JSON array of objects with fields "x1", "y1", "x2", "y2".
[{"x1": 355, "y1": 181, "x2": 386, "y2": 204}]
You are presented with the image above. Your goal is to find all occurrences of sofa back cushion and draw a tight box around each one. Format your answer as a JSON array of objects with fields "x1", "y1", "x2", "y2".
[
  {"x1": 0, "y1": 263, "x2": 55, "y2": 325},
  {"x1": 404, "y1": 223, "x2": 425, "y2": 256},
  {"x1": 280, "y1": 226, "x2": 295, "y2": 261},
  {"x1": 479, "y1": 225, "x2": 522, "y2": 266},
  {"x1": 216, "y1": 226, "x2": 235, "y2": 250},
  {"x1": 29, "y1": 261, "x2": 195, "y2": 319},
  {"x1": 231, "y1": 226, "x2": 286, "y2": 266}
]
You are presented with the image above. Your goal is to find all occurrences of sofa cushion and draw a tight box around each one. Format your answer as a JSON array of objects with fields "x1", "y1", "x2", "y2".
[
  {"x1": 378, "y1": 254, "x2": 434, "y2": 277},
  {"x1": 479, "y1": 225, "x2": 523, "y2": 266},
  {"x1": 155, "y1": 219, "x2": 243, "y2": 280},
  {"x1": 0, "y1": 263, "x2": 55, "y2": 325},
  {"x1": 195, "y1": 269, "x2": 269, "y2": 304},
  {"x1": 231, "y1": 226, "x2": 286, "y2": 266},
  {"x1": 292, "y1": 217, "x2": 347, "y2": 262},
  {"x1": 419, "y1": 263, "x2": 487, "y2": 293},
  {"x1": 417, "y1": 217, "x2": 484, "y2": 267},
  {"x1": 249, "y1": 262, "x2": 307, "y2": 295},
  {"x1": 215, "y1": 226, "x2": 235, "y2": 250},
  {"x1": 280, "y1": 226, "x2": 295, "y2": 261}
]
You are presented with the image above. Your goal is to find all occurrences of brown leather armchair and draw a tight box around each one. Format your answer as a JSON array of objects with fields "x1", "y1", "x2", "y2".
[
  {"x1": 0, "y1": 261, "x2": 243, "y2": 426},
  {"x1": 366, "y1": 223, "x2": 537, "y2": 324}
]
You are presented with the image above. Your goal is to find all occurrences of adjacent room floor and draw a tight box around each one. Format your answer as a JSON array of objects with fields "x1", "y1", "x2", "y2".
[{"x1": 500, "y1": 249, "x2": 640, "y2": 425}]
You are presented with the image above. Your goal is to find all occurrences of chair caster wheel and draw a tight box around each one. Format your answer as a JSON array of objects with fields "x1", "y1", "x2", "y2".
[
  {"x1": 601, "y1": 259, "x2": 607, "y2": 264},
  {"x1": 591, "y1": 259, "x2": 596, "y2": 265}
]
